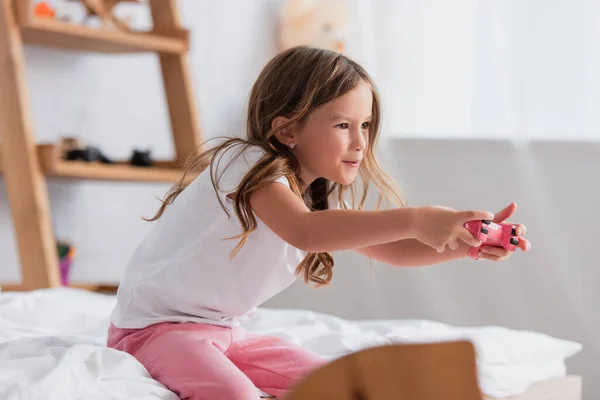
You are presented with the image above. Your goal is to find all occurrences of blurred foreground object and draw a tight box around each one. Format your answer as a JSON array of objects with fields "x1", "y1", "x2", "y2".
[{"x1": 279, "y1": 0, "x2": 348, "y2": 53}]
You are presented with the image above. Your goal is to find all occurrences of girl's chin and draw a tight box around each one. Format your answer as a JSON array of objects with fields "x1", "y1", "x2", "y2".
[{"x1": 336, "y1": 176, "x2": 358, "y2": 186}]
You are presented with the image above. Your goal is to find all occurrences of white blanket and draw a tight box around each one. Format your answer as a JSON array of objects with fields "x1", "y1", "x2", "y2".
[{"x1": 0, "y1": 288, "x2": 582, "y2": 399}]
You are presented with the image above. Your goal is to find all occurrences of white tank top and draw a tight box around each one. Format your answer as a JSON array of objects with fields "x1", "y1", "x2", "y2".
[{"x1": 110, "y1": 144, "x2": 305, "y2": 329}]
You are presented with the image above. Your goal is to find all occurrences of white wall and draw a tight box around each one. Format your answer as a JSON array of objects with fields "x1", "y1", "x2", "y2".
[
  {"x1": 371, "y1": 0, "x2": 600, "y2": 139},
  {"x1": 0, "y1": 1, "x2": 596, "y2": 398},
  {"x1": 265, "y1": 139, "x2": 599, "y2": 399}
]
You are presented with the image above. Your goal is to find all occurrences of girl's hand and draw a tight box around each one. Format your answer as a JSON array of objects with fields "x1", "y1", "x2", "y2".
[
  {"x1": 477, "y1": 202, "x2": 531, "y2": 261},
  {"x1": 413, "y1": 206, "x2": 495, "y2": 253}
]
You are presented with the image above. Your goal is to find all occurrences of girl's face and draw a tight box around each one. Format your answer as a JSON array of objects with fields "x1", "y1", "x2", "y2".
[{"x1": 292, "y1": 80, "x2": 372, "y2": 187}]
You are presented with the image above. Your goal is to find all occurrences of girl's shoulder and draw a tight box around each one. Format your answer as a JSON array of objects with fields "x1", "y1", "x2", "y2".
[
  {"x1": 213, "y1": 142, "x2": 289, "y2": 193},
  {"x1": 216, "y1": 142, "x2": 268, "y2": 172}
]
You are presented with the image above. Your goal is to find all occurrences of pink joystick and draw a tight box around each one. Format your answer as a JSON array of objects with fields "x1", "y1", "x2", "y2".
[{"x1": 463, "y1": 220, "x2": 519, "y2": 260}]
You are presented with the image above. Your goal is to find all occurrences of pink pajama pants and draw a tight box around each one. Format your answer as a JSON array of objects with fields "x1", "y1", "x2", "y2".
[{"x1": 107, "y1": 322, "x2": 325, "y2": 399}]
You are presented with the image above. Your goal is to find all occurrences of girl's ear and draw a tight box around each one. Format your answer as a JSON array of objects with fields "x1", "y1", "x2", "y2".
[{"x1": 272, "y1": 116, "x2": 297, "y2": 148}]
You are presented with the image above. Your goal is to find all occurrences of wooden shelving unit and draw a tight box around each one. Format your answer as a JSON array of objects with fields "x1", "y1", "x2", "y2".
[
  {"x1": 0, "y1": 144, "x2": 186, "y2": 183},
  {"x1": 0, "y1": 0, "x2": 203, "y2": 292}
]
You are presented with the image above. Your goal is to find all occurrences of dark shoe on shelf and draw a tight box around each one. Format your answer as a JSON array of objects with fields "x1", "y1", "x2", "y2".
[
  {"x1": 65, "y1": 146, "x2": 113, "y2": 164},
  {"x1": 130, "y1": 149, "x2": 153, "y2": 167}
]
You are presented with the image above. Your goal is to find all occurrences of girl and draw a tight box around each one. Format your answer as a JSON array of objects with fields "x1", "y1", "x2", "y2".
[{"x1": 107, "y1": 46, "x2": 530, "y2": 400}]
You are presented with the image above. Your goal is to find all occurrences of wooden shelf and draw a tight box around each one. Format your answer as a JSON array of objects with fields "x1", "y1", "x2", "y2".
[
  {"x1": 43, "y1": 160, "x2": 184, "y2": 183},
  {"x1": 20, "y1": 17, "x2": 188, "y2": 54},
  {"x1": 0, "y1": 144, "x2": 186, "y2": 183}
]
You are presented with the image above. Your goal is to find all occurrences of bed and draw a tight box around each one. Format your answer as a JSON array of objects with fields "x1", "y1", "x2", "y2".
[{"x1": 0, "y1": 287, "x2": 582, "y2": 399}]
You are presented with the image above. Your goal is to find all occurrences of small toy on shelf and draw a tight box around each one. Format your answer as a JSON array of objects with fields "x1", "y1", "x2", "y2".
[
  {"x1": 59, "y1": 137, "x2": 85, "y2": 158},
  {"x1": 33, "y1": 1, "x2": 56, "y2": 19},
  {"x1": 130, "y1": 149, "x2": 153, "y2": 167},
  {"x1": 57, "y1": 241, "x2": 76, "y2": 286},
  {"x1": 59, "y1": 137, "x2": 113, "y2": 164}
]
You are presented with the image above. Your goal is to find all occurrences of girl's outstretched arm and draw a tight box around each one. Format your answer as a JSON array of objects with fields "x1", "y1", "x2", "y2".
[
  {"x1": 250, "y1": 181, "x2": 419, "y2": 252},
  {"x1": 354, "y1": 239, "x2": 471, "y2": 267},
  {"x1": 355, "y1": 203, "x2": 530, "y2": 266},
  {"x1": 249, "y1": 182, "x2": 487, "y2": 253}
]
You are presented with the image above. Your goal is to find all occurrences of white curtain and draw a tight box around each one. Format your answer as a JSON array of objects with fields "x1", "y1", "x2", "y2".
[{"x1": 347, "y1": 0, "x2": 600, "y2": 140}]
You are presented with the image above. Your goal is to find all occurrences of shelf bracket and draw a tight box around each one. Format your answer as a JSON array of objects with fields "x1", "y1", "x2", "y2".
[{"x1": 149, "y1": 0, "x2": 203, "y2": 163}]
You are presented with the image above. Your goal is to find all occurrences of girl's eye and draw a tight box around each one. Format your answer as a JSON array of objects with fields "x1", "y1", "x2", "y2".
[
  {"x1": 362, "y1": 121, "x2": 371, "y2": 129},
  {"x1": 336, "y1": 123, "x2": 349, "y2": 129}
]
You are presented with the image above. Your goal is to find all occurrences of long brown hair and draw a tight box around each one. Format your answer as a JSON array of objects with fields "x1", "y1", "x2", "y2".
[{"x1": 147, "y1": 46, "x2": 405, "y2": 286}]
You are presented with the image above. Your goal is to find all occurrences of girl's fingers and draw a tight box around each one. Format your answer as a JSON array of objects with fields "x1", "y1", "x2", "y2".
[
  {"x1": 459, "y1": 210, "x2": 495, "y2": 223},
  {"x1": 497, "y1": 221, "x2": 527, "y2": 236},
  {"x1": 480, "y1": 246, "x2": 509, "y2": 257},
  {"x1": 448, "y1": 238, "x2": 460, "y2": 251},
  {"x1": 517, "y1": 237, "x2": 530, "y2": 251},
  {"x1": 457, "y1": 228, "x2": 482, "y2": 248},
  {"x1": 480, "y1": 238, "x2": 529, "y2": 258},
  {"x1": 478, "y1": 252, "x2": 503, "y2": 262},
  {"x1": 492, "y1": 202, "x2": 517, "y2": 223}
]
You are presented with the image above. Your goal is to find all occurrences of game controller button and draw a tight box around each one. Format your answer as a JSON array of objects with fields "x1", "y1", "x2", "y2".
[
  {"x1": 511, "y1": 227, "x2": 517, "y2": 236},
  {"x1": 482, "y1": 220, "x2": 491, "y2": 225},
  {"x1": 510, "y1": 238, "x2": 519, "y2": 246},
  {"x1": 481, "y1": 228, "x2": 489, "y2": 234}
]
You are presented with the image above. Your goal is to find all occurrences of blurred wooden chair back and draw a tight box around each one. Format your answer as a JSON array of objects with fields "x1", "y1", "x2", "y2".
[{"x1": 284, "y1": 340, "x2": 483, "y2": 400}]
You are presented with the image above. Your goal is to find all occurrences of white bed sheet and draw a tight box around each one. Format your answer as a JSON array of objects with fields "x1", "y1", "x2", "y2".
[{"x1": 0, "y1": 288, "x2": 582, "y2": 399}]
